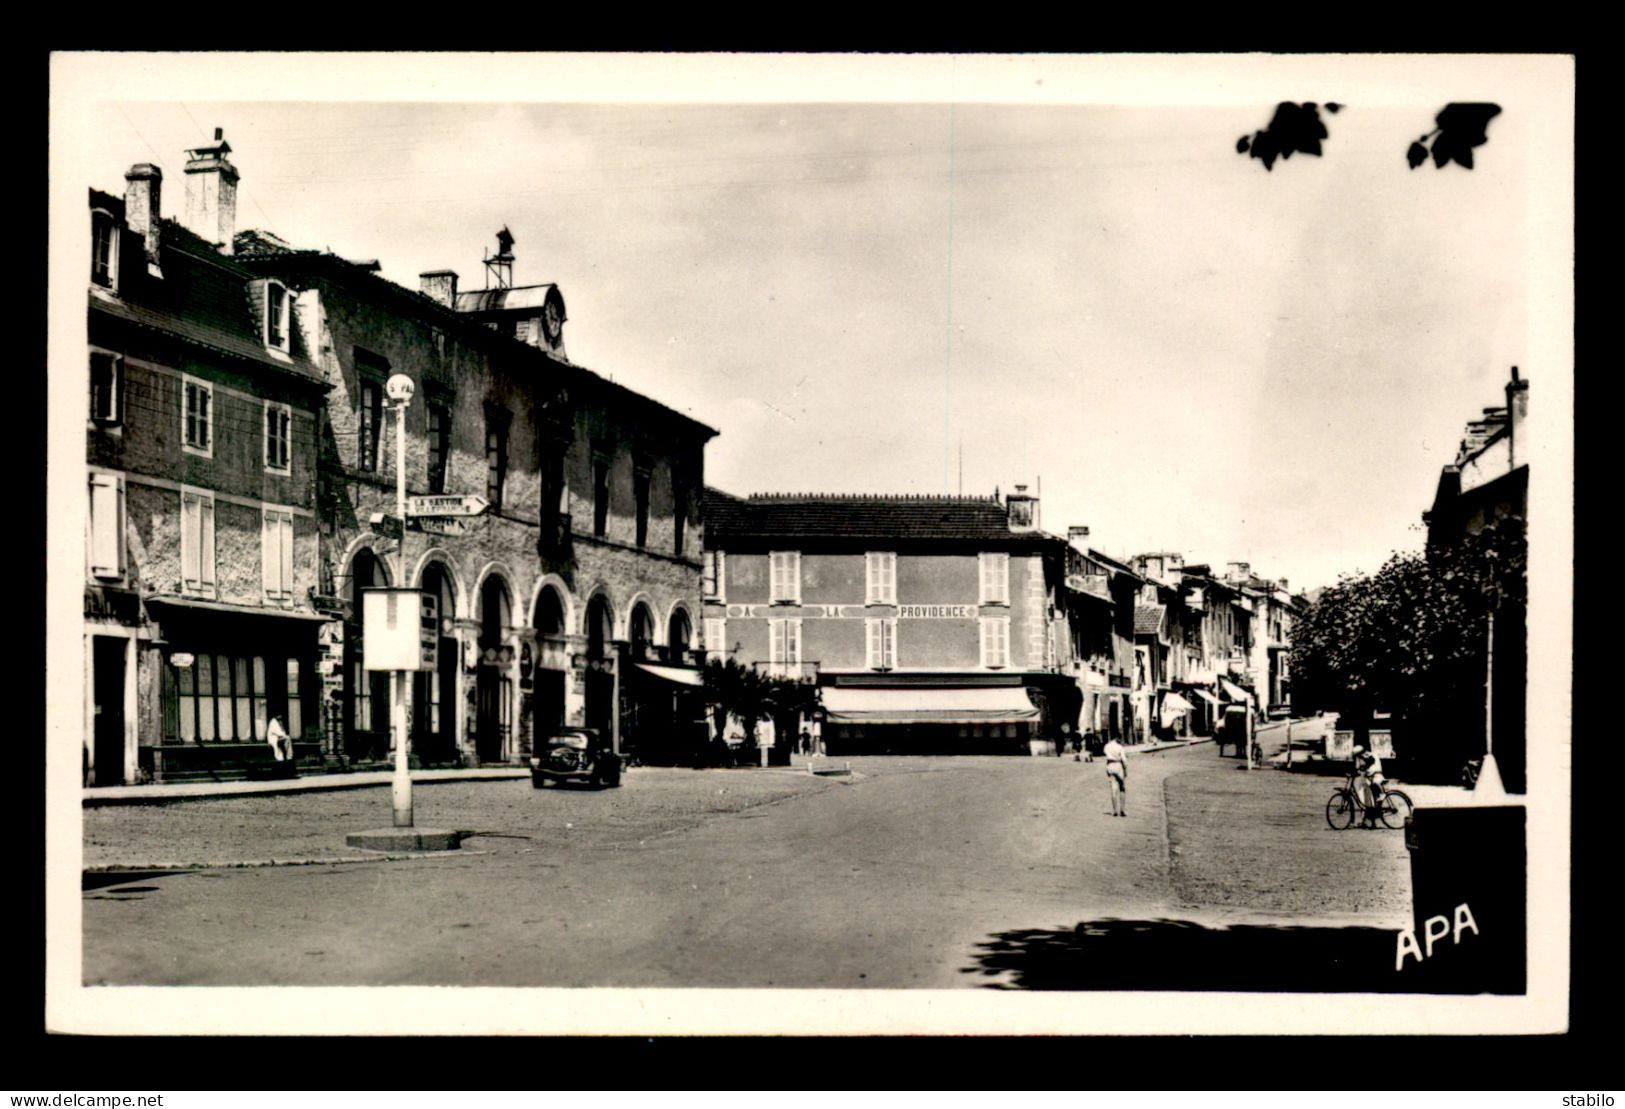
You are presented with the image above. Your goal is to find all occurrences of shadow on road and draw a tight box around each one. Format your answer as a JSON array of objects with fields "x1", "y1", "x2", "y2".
[
  {"x1": 82, "y1": 870, "x2": 187, "y2": 892},
  {"x1": 964, "y1": 917, "x2": 1522, "y2": 994}
]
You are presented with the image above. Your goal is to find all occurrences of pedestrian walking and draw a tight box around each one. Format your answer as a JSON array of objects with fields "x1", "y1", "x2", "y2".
[{"x1": 1103, "y1": 735, "x2": 1128, "y2": 816}]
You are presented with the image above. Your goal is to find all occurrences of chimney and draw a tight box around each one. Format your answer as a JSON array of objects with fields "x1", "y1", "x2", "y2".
[
  {"x1": 123, "y1": 164, "x2": 162, "y2": 272},
  {"x1": 420, "y1": 270, "x2": 459, "y2": 308},
  {"x1": 1226, "y1": 561, "x2": 1251, "y2": 582},
  {"x1": 1506, "y1": 365, "x2": 1529, "y2": 470},
  {"x1": 1067, "y1": 526, "x2": 1091, "y2": 549},
  {"x1": 182, "y1": 128, "x2": 239, "y2": 253},
  {"x1": 1005, "y1": 484, "x2": 1038, "y2": 531},
  {"x1": 1277, "y1": 578, "x2": 1289, "y2": 592}
]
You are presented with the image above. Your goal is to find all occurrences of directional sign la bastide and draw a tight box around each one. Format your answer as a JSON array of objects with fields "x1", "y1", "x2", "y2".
[{"x1": 407, "y1": 494, "x2": 490, "y2": 518}]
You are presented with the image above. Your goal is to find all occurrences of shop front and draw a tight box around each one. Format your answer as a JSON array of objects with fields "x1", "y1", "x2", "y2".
[
  {"x1": 144, "y1": 597, "x2": 325, "y2": 781},
  {"x1": 819, "y1": 681, "x2": 1042, "y2": 755}
]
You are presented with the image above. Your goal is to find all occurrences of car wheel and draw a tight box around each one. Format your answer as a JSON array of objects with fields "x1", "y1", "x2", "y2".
[{"x1": 532, "y1": 773, "x2": 548, "y2": 789}]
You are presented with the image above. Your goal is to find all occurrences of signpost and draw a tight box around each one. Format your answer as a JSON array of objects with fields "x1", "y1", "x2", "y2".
[{"x1": 408, "y1": 494, "x2": 490, "y2": 518}]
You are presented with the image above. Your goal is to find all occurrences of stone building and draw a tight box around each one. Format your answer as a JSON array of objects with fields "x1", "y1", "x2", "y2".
[
  {"x1": 84, "y1": 140, "x2": 331, "y2": 784},
  {"x1": 84, "y1": 131, "x2": 717, "y2": 780},
  {"x1": 232, "y1": 222, "x2": 717, "y2": 769},
  {"x1": 700, "y1": 486, "x2": 1088, "y2": 754}
]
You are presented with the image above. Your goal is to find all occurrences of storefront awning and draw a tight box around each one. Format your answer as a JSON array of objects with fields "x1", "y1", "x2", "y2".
[
  {"x1": 1219, "y1": 677, "x2": 1254, "y2": 704},
  {"x1": 1191, "y1": 689, "x2": 1220, "y2": 708},
  {"x1": 635, "y1": 662, "x2": 706, "y2": 686},
  {"x1": 144, "y1": 595, "x2": 331, "y2": 621},
  {"x1": 821, "y1": 686, "x2": 1040, "y2": 725},
  {"x1": 1162, "y1": 692, "x2": 1195, "y2": 713}
]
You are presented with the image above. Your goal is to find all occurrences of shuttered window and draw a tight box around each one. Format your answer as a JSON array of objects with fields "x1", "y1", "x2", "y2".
[
  {"x1": 181, "y1": 489, "x2": 216, "y2": 594},
  {"x1": 262, "y1": 508, "x2": 295, "y2": 602},
  {"x1": 704, "y1": 617, "x2": 727, "y2": 658},
  {"x1": 979, "y1": 552, "x2": 1009, "y2": 605},
  {"x1": 980, "y1": 616, "x2": 1010, "y2": 668},
  {"x1": 88, "y1": 472, "x2": 124, "y2": 579},
  {"x1": 770, "y1": 551, "x2": 800, "y2": 604},
  {"x1": 866, "y1": 617, "x2": 896, "y2": 670},
  {"x1": 866, "y1": 551, "x2": 896, "y2": 605},
  {"x1": 768, "y1": 618, "x2": 802, "y2": 667}
]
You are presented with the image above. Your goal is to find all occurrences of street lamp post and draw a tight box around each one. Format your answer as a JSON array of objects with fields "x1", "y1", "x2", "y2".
[{"x1": 386, "y1": 373, "x2": 415, "y2": 827}]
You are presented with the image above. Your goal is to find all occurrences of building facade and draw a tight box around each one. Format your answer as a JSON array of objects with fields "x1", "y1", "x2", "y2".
[
  {"x1": 701, "y1": 486, "x2": 1091, "y2": 754},
  {"x1": 83, "y1": 133, "x2": 717, "y2": 782},
  {"x1": 84, "y1": 148, "x2": 331, "y2": 785}
]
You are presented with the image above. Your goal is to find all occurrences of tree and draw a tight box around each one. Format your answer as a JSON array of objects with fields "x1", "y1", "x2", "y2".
[
  {"x1": 701, "y1": 657, "x2": 822, "y2": 765},
  {"x1": 1291, "y1": 519, "x2": 1525, "y2": 774}
]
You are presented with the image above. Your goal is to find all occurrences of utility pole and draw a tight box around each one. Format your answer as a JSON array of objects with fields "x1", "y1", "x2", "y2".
[{"x1": 388, "y1": 374, "x2": 415, "y2": 828}]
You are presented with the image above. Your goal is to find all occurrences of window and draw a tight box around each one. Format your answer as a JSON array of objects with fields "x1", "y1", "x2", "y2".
[
  {"x1": 770, "y1": 551, "x2": 801, "y2": 604},
  {"x1": 979, "y1": 552, "x2": 1009, "y2": 605},
  {"x1": 427, "y1": 402, "x2": 451, "y2": 493},
  {"x1": 90, "y1": 351, "x2": 122, "y2": 425},
  {"x1": 703, "y1": 550, "x2": 725, "y2": 601},
  {"x1": 866, "y1": 551, "x2": 897, "y2": 605},
  {"x1": 182, "y1": 376, "x2": 212, "y2": 457},
  {"x1": 174, "y1": 653, "x2": 273, "y2": 743},
  {"x1": 265, "y1": 282, "x2": 290, "y2": 351},
  {"x1": 88, "y1": 472, "x2": 124, "y2": 579},
  {"x1": 180, "y1": 489, "x2": 216, "y2": 595},
  {"x1": 866, "y1": 617, "x2": 897, "y2": 670},
  {"x1": 262, "y1": 507, "x2": 295, "y2": 602},
  {"x1": 704, "y1": 616, "x2": 727, "y2": 658},
  {"x1": 768, "y1": 617, "x2": 801, "y2": 672},
  {"x1": 673, "y1": 474, "x2": 687, "y2": 557},
  {"x1": 633, "y1": 465, "x2": 651, "y2": 548},
  {"x1": 358, "y1": 379, "x2": 382, "y2": 472},
  {"x1": 980, "y1": 616, "x2": 1010, "y2": 668},
  {"x1": 91, "y1": 210, "x2": 118, "y2": 289},
  {"x1": 485, "y1": 406, "x2": 510, "y2": 512},
  {"x1": 593, "y1": 456, "x2": 611, "y2": 538},
  {"x1": 264, "y1": 402, "x2": 291, "y2": 473}
]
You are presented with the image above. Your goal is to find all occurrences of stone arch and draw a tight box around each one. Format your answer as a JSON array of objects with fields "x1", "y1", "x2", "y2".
[
  {"x1": 628, "y1": 598, "x2": 659, "y2": 660},
  {"x1": 411, "y1": 547, "x2": 465, "y2": 620},
  {"x1": 338, "y1": 534, "x2": 394, "y2": 588},
  {"x1": 470, "y1": 560, "x2": 519, "y2": 618},
  {"x1": 665, "y1": 600, "x2": 695, "y2": 659},
  {"x1": 621, "y1": 589, "x2": 657, "y2": 642},
  {"x1": 528, "y1": 573, "x2": 576, "y2": 638},
  {"x1": 582, "y1": 588, "x2": 616, "y2": 654}
]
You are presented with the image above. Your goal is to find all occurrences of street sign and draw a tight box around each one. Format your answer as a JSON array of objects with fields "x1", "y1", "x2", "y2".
[
  {"x1": 418, "y1": 593, "x2": 438, "y2": 669},
  {"x1": 411, "y1": 517, "x2": 469, "y2": 538},
  {"x1": 408, "y1": 494, "x2": 490, "y2": 518},
  {"x1": 363, "y1": 588, "x2": 432, "y2": 671}
]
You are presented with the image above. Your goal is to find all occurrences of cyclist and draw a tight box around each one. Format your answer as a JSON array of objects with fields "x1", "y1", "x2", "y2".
[{"x1": 1353, "y1": 744, "x2": 1386, "y2": 828}]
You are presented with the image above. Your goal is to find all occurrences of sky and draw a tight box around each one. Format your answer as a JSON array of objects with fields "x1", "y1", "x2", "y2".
[{"x1": 53, "y1": 54, "x2": 1570, "y2": 595}]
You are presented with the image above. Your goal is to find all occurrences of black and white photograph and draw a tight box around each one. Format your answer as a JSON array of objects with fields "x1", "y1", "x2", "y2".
[{"x1": 46, "y1": 52, "x2": 1573, "y2": 1038}]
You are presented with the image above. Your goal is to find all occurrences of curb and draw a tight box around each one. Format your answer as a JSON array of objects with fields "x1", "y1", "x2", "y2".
[
  {"x1": 83, "y1": 848, "x2": 492, "y2": 873},
  {"x1": 83, "y1": 768, "x2": 530, "y2": 806}
]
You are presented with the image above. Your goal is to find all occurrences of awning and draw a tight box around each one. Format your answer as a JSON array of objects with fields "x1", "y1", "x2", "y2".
[
  {"x1": 821, "y1": 685, "x2": 1040, "y2": 725},
  {"x1": 635, "y1": 662, "x2": 706, "y2": 686},
  {"x1": 1191, "y1": 689, "x2": 1220, "y2": 708},
  {"x1": 1161, "y1": 692, "x2": 1195, "y2": 713},
  {"x1": 1220, "y1": 677, "x2": 1254, "y2": 704},
  {"x1": 144, "y1": 595, "x2": 331, "y2": 622}
]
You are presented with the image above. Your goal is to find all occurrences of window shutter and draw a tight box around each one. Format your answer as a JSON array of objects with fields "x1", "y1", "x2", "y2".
[
  {"x1": 181, "y1": 494, "x2": 199, "y2": 588},
  {"x1": 768, "y1": 618, "x2": 782, "y2": 665},
  {"x1": 866, "y1": 619, "x2": 880, "y2": 670},
  {"x1": 788, "y1": 619, "x2": 801, "y2": 665},
  {"x1": 200, "y1": 496, "x2": 216, "y2": 587},
  {"x1": 262, "y1": 510, "x2": 278, "y2": 597},
  {"x1": 884, "y1": 619, "x2": 895, "y2": 669},
  {"x1": 280, "y1": 515, "x2": 294, "y2": 599},
  {"x1": 883, "y1": 553, "x2": 895, "y2": 604},
  {"x1": 789, "y1": 551, "x2": 801, "y2": 603},
  {"x1": 89, "y1": 474, "x2": 120, "y2": 578},
  {"x1": 866, "y1": 552, "x2": 879, "y2": 604}
]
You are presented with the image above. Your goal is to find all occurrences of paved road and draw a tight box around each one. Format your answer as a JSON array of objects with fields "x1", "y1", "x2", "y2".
[{"x1": 82, "y1": 742, "x2": 1419, "y2": 989}]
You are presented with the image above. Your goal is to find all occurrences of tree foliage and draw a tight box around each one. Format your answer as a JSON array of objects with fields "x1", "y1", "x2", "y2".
[
  {"x1": 702, "y1": 657, "x2": 820, "y2": 742},
  {"x1": 1291, "y1": 520, "x2": 1526, "y2": 760}
]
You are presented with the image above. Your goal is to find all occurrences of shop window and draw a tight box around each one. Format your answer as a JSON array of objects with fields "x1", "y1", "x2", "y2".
[
  {"x1": 182, "y1": 376, "x2": 213, "y2": 457},
  {"x1": 980, "y1": 616, "x2": 1010, "y2": 669},
  {"x1": 88, "y1": 472, "x2": 125, "y2": 580},
  {"x1": 172, "y1": 652, "x2": 272, "y2": 743},
  {"x1": 90, "y1": 351, "x2": 122, "y2": 425},
  {"x1": 91, "y1": 209, "x2": 118, "y2": 290},
  {"x1": 286, "y1": 658, "x2": 303, "y2": 736},
  {"x1": 865, "y1": 617, "x2": 896, "y2": 671},
  {"x1": 866, "y1": 551, "x2": 896, "y2": 605},
  {"x1": 770, "y1": 551, "x2": 801, "y2": 604},
  {"x1": 979, "y1": 552, "x2": 1009, "y2": 605},
  {"x1": 264, "y1": 401, "x2": 291, "y2": 473},
  {"x1": 180, "y1": 489, "x2": 216, "y2": 595},
  {"x1": 262, "y1": 507, "x2": 295, "y2": 603}
]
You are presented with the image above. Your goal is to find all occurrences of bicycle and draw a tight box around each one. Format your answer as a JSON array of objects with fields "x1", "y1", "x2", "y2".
[{"x1": 1326, "y1": 771, "x2": 1413, "y2": 830}]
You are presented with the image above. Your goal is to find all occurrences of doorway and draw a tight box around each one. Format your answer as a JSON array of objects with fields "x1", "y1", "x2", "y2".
[{"x1": 91, "y1": 637, "x2": 126, "y2": 786}]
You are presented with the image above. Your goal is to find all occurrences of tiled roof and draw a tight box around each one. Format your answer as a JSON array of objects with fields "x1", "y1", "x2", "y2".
[
  {"x1": 704, "y1": 489, "x2": 1036, "y2": 542},
  {"x1": 1134, "y1": 604, "x2": 1166, "y2": 636},
  {"x1": 89, "y1": 219, "x2": 324, "y2": 385}
]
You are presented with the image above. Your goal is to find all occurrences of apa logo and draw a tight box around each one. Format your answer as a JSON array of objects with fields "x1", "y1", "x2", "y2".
[{"x1": 1395, "y1": 902, "x2": 1479, "y2": 970}]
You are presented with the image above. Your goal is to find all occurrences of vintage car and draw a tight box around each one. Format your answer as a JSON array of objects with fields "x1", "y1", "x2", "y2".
[{"x1": 530, "y1": 727, "x2": 623, "y2": 789}]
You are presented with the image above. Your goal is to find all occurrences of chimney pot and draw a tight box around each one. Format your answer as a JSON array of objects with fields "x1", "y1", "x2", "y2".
[
  {"x1": 182, "y1": 129, "x2": 239, "y2": 253},
  {"x1": 419, "y1": 270, "x2": 459, "y2": 308},
  {"x1": 123, "y1": 163, "x2": 163, "y2": 268}
]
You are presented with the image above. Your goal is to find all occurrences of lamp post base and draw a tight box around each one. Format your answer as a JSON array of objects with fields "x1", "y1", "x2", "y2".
[{"x1": 346, "y1": 828, "x2": 461, "y2": 852}]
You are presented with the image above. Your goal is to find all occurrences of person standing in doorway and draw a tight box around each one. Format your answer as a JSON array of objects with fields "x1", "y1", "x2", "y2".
[{"x1": 1103, "y1": 735, "x2": 1128, "y2": 816}]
